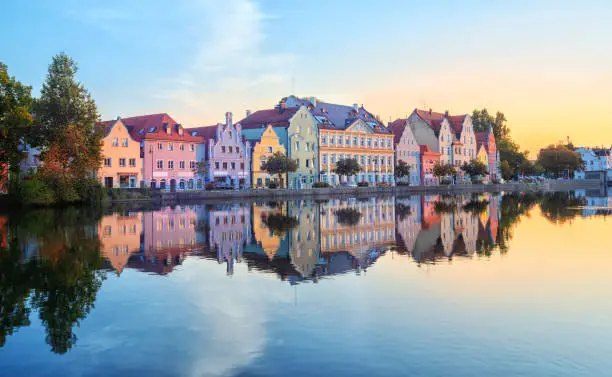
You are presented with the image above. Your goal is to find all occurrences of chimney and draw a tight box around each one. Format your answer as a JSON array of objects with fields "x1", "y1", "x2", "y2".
[
  {"x1": 444, "y1": 110, "x2": 449, "y2": 117},
  {"x1": 245, "y1": 109, "x2": 252, "y2": 117},
  {"x1": 280, "y1": 102, "x2": 287, "y2": 112},
  {"x1": 225, "y1": 112, "x2": 233, "y2": 127},
  {"x1": 310, "y1": 97, "x2": 317, "y2": 108},
  {"x1": 353, "y1": 103, "x2": 359, "y2": 112},
  {"x1": 429, "y1": 108, "x2": 432, "y2": 115}
]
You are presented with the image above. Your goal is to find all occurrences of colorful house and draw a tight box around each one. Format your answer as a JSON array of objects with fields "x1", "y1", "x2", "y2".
[
  {"x1": 409, "y1": 109, "x2": 454, "y2": 165},
  {"x1": 574, "y1": 146, "x2": 612, "y2": 180},
  {"x1": 98, "y1": 118, "x2": 142, "y2": 188},
  {"x1": 188, "y1": 112, "x2": 251, "y2": 188},
  {"x1": 419, "y1": 145, "x2": 441, "y2": 185},
  {"x1": 245, "y1": 124, "x2": 286, "y2": 188},
  {"x1": 102, "y1": 113, "x2": 201, "y2": 190},
  {"x1": 389, "y1": 118, "x2": 422, "y2": 185},
  {"x1": 99, "y1": 212, "x2": 142, "y2": 275},
  {"x1": 475, "y1": 126, "x2": 499, "y2": 180},
  {"x1": 284, "y1": 96, "x2": 393, "y2": 185},
  {"x1": 239, "y1": 104, "x2": 319, "y2": 189},
  {"x1": 208, "y1": 203, "x2": 251, "y2": 275},
  {"x1": 476, "y1": 143, "x2": 490, "y2": 181}
]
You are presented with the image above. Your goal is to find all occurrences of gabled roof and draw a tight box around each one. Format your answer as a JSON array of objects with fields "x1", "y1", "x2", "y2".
[
  {"x1": 475, "y1": 132, "x2": 490, "y2": 152},
  {"x1": 284, "y1": 96, "x2": 390, "y2": 134},
  {"x1": 413, "y1": 109, "x2": 469, "y2": 137},
  {"x1": 237, "y1": 108, "x2": 299, "y2": 130},
  {"x1": 388, "y1": 118, "x2": 408, "y2": 145},
  {"x1": 419, "y1": 144, "x2": 440, "y2": 155},
  {"x1": 187, "y1": 125, "x2": 219, "y2": 140},
  {"x1": 100, "y1": 113, "x2": 203, "y2": 142}
]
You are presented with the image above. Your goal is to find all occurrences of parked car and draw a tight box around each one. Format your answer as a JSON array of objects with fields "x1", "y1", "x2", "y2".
[{"x1": 210, "y1": 181, "x2": 233, "y2": 190}]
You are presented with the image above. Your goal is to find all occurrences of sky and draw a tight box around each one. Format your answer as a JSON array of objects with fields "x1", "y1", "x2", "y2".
[{"x1": 2, "y1": 0, "x2": 611, "y2": 155}]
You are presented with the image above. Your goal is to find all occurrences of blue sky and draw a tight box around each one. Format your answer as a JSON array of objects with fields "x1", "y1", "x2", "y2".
[{"x1": 2, "y1": 0, "x2": 612, "y2": 152}]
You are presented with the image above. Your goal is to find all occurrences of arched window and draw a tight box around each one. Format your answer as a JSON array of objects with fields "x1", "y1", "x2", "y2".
[
  {"x1": 150, "y1": 179, "x2": 157, "y2": 189},
  {"x1": 179, "y1": 179, "x2": 185, "y2": 190},
  {"x1": 188, "y1": 179, "x2": 194, "y2": 189},
  {"x1": 160, "y1": 179, "x2": 167, "y2": 189}
]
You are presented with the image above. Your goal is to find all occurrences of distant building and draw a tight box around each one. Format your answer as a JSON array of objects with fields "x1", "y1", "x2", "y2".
[
  {"x1": 475, "y1": 126, "x2": 499, "y2": 180},
  {"x1": 388, "y1": 118, "x2": 421, "y2": 185},
  {"x1": 419, "y1": 145, "x2": 441, "y2": 185},
  {"x1": 245, "y1": 124, "x2": 286, "y2": 188},
  {"x1": 574, "y1": 147, "x2": 612, "y2": 179}
]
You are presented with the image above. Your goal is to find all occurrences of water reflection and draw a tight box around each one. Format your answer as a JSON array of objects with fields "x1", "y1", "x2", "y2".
[{"x1": 0, "y1": 191, "x2": 611, "y2": 354}]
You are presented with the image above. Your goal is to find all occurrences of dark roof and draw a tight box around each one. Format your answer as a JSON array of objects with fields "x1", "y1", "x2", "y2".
[
  {"x1": 414, "y1": 109, "x2": 469, "y2": 137},
  {"x1": 237, "y1": 108, "x2": 299, "y2": 129},
  {"x1": 187, "y1": 125, "x2": 219, "y2": 140},
  {"x1": 101, "y1": 113, "x2": 203, "y2": 142},
  {"x1": 388, "y1": 118, "x2": 408, "y2": 145},
  {"x1": 475, "y1": 132, "x2": 490, "y2": 151}
]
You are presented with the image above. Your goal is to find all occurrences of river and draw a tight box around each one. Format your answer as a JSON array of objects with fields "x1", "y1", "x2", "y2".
[{"x1": 0, "y1": 190, "x2": 610, "y2": 376}]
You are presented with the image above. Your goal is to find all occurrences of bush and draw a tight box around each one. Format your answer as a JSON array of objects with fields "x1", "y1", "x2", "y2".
[
  {"x1": 313, "y1": 181, "x2": 331, "y2": 188},
  {"x1": 357, "y1": 181, "x2": 369, "y2": 187},
  {"x1": 20, "y1": 179, "x2": 55, "y2": 206},
  {"x1": 74, "y1": 178, "x2": 107, "y2": 204},
  {"x1": 267, "y1": 181, "x2": 278, "y2": 189},
  {"x1": 440, "y1": 178, "x2": 452, "y2": 185}
]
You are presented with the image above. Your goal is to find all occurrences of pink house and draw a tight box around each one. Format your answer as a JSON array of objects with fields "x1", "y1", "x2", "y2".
[{"x1": 110, "y1": 113, "x2": 203, "y2": 190}]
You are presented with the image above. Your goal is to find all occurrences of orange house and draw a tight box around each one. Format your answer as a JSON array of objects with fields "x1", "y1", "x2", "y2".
[{"x1": 98, "y1": 118, "x2": 142, "y2": 188}]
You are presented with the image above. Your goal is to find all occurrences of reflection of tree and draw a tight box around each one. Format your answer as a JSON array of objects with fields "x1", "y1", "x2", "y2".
[
  {"x1": 496, "y1": 193, "x2": 539, "y2": 253},
  {"x1": 539, "y1": 192, "x2": 585, "y2": 224},
  {"x1": 395, "y1": 203, "x2": 412, "y2": 221},
  {"x1": 334, "y1": 208, "x2": 362, "y2": 226},
  {"x1": 434, "y1": 200, "x2": 457, "y2": 214},
  {"x1": 263, "y1": 214, "x2": 298, "y2": 237},
  {"x1": 463, "y1": 199, "x2": 489, "y2": 214},
  {"x1": 1, "y1": 208, "x2": 105, "y2": 354}
]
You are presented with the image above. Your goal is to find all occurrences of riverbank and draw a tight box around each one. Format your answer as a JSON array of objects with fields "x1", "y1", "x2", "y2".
[{"x1": 108, "y1": 179, "x2": 605, "y2": 204}]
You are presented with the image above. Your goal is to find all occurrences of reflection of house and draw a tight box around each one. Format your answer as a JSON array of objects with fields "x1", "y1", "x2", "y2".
[
  {"x1": 97, "y1": 118, "x2": 142, "y2": 188},
  {"x1": 320, "y1": 198, "x2": 395, "y2": 260},
  {"x1": 395, "y1": 196, "x2": 422, "y2": 253},
  {"x1": 288, "y1": 200, "x2": 322, "y2": 278},
  {"x1": 251, "y1": 202, "x2": 284, "y2": 260},
  {"x1": 99, "y1": 212, "x2": 142, "y2": 274},
  {"x1": 209, "y1": 204, "x2": 250, "y2": 275}
]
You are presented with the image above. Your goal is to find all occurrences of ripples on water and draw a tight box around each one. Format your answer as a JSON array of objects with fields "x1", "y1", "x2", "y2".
[{"x1": 0, "y1": 190, "x2": 611, "y2": 376}]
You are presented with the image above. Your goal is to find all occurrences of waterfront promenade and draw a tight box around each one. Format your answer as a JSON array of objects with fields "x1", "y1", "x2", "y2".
[{"x1": 110, "y1": 179, "x2": 604, "y2": 204}]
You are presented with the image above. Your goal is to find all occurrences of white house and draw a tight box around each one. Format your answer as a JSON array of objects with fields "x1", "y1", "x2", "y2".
[{"x1": 574, "y1": 147, "x2": 612, "y2": 179}]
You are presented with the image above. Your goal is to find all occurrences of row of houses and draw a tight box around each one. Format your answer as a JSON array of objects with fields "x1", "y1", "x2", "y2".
[
  {"x1": 75, "y1": 96, "x2": 501, "y2": 190},
  {"x1": 574, "y1": 147, "x2": 612, "y2": 180}
]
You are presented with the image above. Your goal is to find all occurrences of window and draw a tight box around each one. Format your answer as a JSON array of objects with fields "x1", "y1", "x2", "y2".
[
  {"x1": 190, "y1": 161, "x2": 196, "y2": 169},
  {"x1": 221, "y1": 146, "x2": 226, "y2": 153},
  {"x1": 330, "y1": 136, "x2": 335, "y2": 145},
  {"x1": 367, "y1": 138, "x2": 372, "y2": 147},
  {"x1": 190, "y1": 144, "x2": 195, "y2": 152},
  {"x1": 223, "y1": 162, "x2": 227, "y2": 169},
  {"x1": 236, "y1": 147, "x2": 240, "y2": 154},
  {"x1": 215, "y1": 162, "x2": 220, "y2": 169},
  {"x1": 168, "y1": 142, "x2": 174, "y2": 151},
  {"x1": 180, "y1": 144, "x2": 185, "y2": 151},
  {"x1": 295, "y1": 141, "x2": 300, "y2": 151},
  {"x1": 360, "y1": 137, "x2": 365, "y2": 146},
  {"x1": 322, "y1": 136, "x2": 327, "y2": 144},
  {"x1": 119, "y1": 158, "x2": 126, "y2": 167},
  {"x1": 323, "y1": 154, "x2": 328, "y2": 164},
  {"x1": 158, "y1": 142, "x2": 163, "y2": 150},
  {"x1": 374, "y1": 138, "x2": 378, "y2": 147},
  {"x1": 267, "y1": 146, "x2": 273, "y2": 153},
  {"x1": 331, "y1": 154, "x2": 336, "y2": 163},
  {"x1": 104, "y1": 158, "x2": 112, "y2": 167},
  {"x1": 112, "y1": 137, "x2": 119, "y2": 147},
  {"x1": 240, "y1": 163, "x2": 244, "y2": 170},
  {"x1": 305, "y1": 142, "x2": 310, "y2": 152},
  {"x1": 122, "y1": 138, "x2": 128, "y2": 147},
  {"x1": 296, "y1": 159, "x2": 300, "y2": 168},
  {"x1": 229, "y1": 146, "x2": 233, "y2": 153},
  {"x1": 129, "y1": 158, "x2": 136, "y2": 167},
  {"x1": 157, "y1": 160, "x2": 164, "y2": 169},
  {"x1": 168, "y1": 160, "x2": 174, "y2": 169},
  {"x1": 338, "y1": 135, "x2": 344, "y2": 145},
  {"x1": 179, "y1": 161, "x2": 185, "y2": 169},
  {"x1": 231, "y1": 162, "x2": 236, "y2": 169}
]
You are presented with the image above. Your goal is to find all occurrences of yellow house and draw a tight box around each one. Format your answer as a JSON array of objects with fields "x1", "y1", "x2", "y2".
[
  {"x1": 252, "y1": 202, "x2": 284, "y2": 259},
  {"x1": 477, "y1": 144, "x2": 489, "y2": 182},
  {"x1": 99, "y1": 118, "x2": 142, "y2": 188},
  {"x1": 99, "y1": 212, "x2": 142, "y2": 275},
  {"x1": 249, "y1": 125, "x2": 287, "y2": 188}
]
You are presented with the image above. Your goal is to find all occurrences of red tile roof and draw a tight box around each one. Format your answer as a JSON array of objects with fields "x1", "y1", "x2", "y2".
[
  {"x1": 237, "y1": 108, "x2": 299, "y2": 129},
  {"x1": 419, "y1": 144, "x2": 440, "y2": 156},
  {"x1": 187, "y1": 125, "x2": 218, "y2": 140},
  {"x1": 100, "y1": 113, "x2": 203, "y2": 142},
  {"x1": 388, "y1": 118, "x2": 408, "y2": 145},
  {"x1": 475, "y1": 131, "x2": 489, "y2": 152},
  {"x1": 414, "y1": 109, "x2": 468, "y2": 137}
]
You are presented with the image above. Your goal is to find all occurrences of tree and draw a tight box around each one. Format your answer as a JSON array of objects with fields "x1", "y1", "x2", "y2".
[
  {"x1": 193, "y1": 159, "x2": 208, "y2": 190},
  {"x1": 263, "y1": 214, "x2": 299, "y2": 237},
  {"x1": 433, "y1": 162, "x2": 456, "y2": 182},
  {"x1": 0, "y1": 62, "x2": 34, "y2": 191},
  {"x1": 261, "y1": 152, "x2": 297, "y2": 188},
  {"x1": 472, "y1": 108, "x2": 510, "y2": 142},
  {"x1": 334, "y1": 208, "x2": 362, "y2": 226},
  {"x1": 460, "y1": 159, "x2": 488, "y2": 181},
  {"x1": 395, "y1": 160, "x2": 411, "y2": 181},
  {"x1": 537, "y1": 144, "x2": 583, "y2": 178},
  {"x1": 34, "y1": 53, "x2": 102, "y2": 184},
  {"x1": 334, "y1": 158, "x2": 361, "y2": 183}
]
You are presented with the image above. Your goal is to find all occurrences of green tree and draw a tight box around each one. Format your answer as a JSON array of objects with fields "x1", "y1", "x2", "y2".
[
  {"x1": 0, "y1": 62, "x2": 34, "y2": 192},
  {"x1": 334, "y1": 158, "x2": 361, "y2": 183},
  {"x1": 34, "y1": 53, "x2": 103, "y2": 185},
  {"x1": 394, "y1": 160, "x2": 411, "y2": 181},
  {"x1": 261, "y1": 152, "x2": 297, "y2": 188},
  {"x1": 460, "y1": 159, "x2": 488, "y2": 181},
  {"x1": 537, "y1": 144, "x2": 583, "y2": 178},
  {"x1": 433, "y1": 162, "x2": 456, "y2": 183},
  {"x1": 193, "y1": 159, "x2": 208, "y2": 190},
  {"x1": 334, "y1": 208, "x2": 362, "y2": 226},
  {"x1": 263, "y1": 214, "x2": 299, "y2": 237}
]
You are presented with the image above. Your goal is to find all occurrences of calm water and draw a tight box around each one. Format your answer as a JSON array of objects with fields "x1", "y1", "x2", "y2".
[{"x1": 1, "y1": 190, "x2": 611, "y2": 377}]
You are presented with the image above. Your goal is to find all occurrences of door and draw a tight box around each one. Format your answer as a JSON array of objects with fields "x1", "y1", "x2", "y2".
[{"x1": 104, "y1": 177, "x2": 113, "y2": 188}]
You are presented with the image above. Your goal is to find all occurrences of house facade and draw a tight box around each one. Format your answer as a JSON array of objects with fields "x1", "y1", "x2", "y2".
[
  {"x1": 103, "y1": 113, "x2": 201, "y2": 190},
  {"x1": 246, "y1": 124, "x2": 286, "y2": 188},
  {"x1": 189, "y1": 112, "x2": 251, "y2": 188},
  {"x1": 409, "y1": 109, "x2": 454, "y2": 165},
  {"x1": 420, "y1": 145, "x2": 441, "y2": 185},
  {"x1": 239, "y1": 105, "x2": 319, "y2": 189},
  {"x1": 574, "y1": 147, "x2": 612, "y2": 179},
  {"x1": 284, "y1": 96, "x2": 393, "y2": 185},
  {"x1": 475, "y1": 127, "x2": 499, "y2": 180},
  {"x1": 389, "y1": 118, "x2": 421, "y2": 185},
  {"x1": 98, "y1": 118, "x2": 142, "y2": 188}
]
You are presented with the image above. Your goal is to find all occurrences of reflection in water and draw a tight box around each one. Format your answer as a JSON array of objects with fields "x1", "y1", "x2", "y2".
[{"x1": 0, "y1": 191, "x2": 610, "y2": 354}]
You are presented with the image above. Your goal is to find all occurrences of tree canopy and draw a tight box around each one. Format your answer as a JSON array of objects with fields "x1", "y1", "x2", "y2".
[
  {"x1": 0, "y1": 62, "x2": 34, "y2": 183},
  {"x1": 262, "y1": 152, "x2": 297, "y2": 183},
  {"x1": 395, "y1": 160, "x2": 411, "y2": 179},
  {"x1": 334, "y1": 158, "x2": 361, "y2": 178},
  {"x1": 460, "y1": 159, "x2": 488, "y2": 180},
  {"x1": 537, "y1": 144, "x2": 583, "y2": 177},
  {"x1": 432, "y1": 162, "x2": 456, "y2": 179}
]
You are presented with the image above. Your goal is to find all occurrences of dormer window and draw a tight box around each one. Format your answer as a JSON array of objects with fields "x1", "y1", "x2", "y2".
[
  {"x1": 166, "y1": 126, "x2": 171, "y2": 135},
  {"x1": 178, "y1": 126, "x2": 184, "y2": 136}
]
